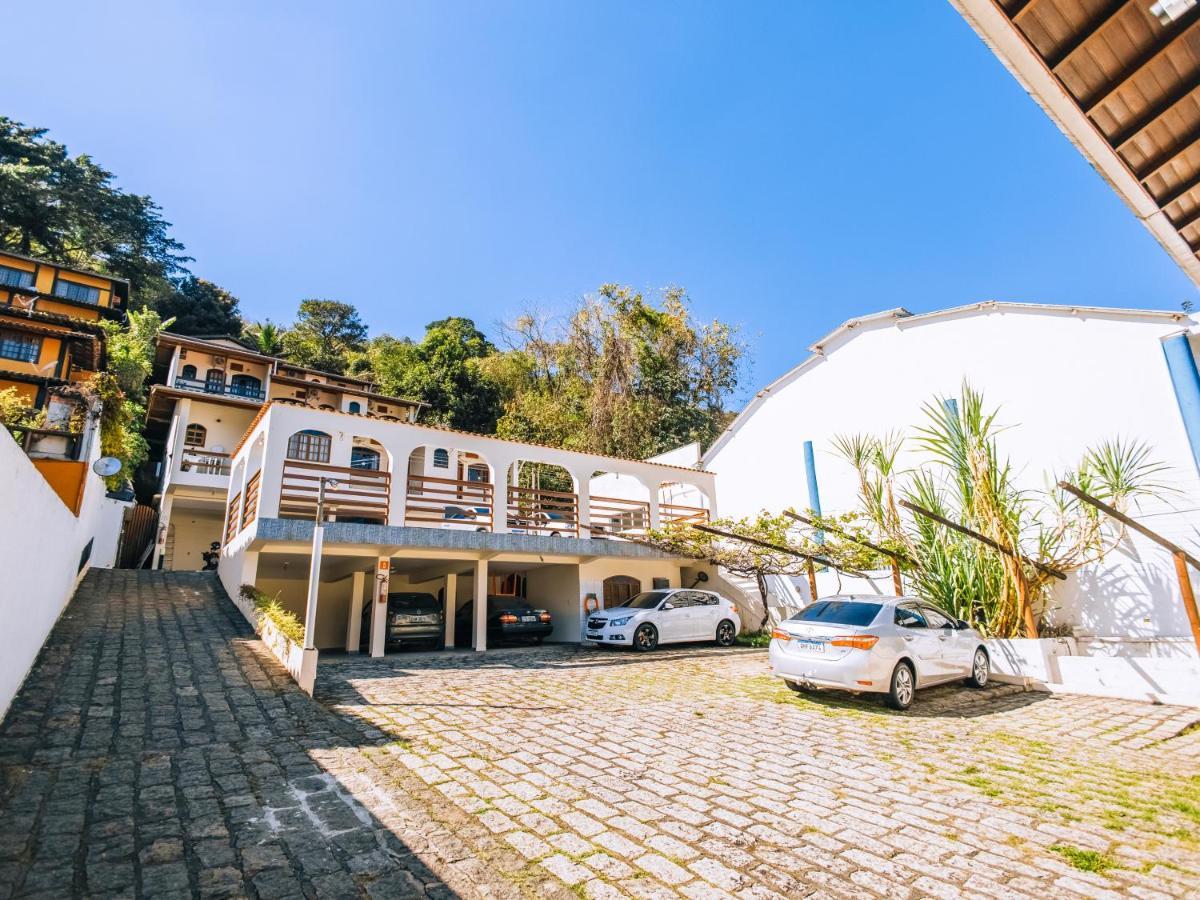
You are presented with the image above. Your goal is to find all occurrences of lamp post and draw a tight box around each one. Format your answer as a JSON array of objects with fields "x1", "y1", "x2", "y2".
[{"x1": 303, "y1": 477, "x2": 339, "y2": 651}]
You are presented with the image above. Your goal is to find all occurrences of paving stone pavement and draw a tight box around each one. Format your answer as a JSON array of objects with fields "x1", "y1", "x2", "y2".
[{"x1": 4, "y1": 571, "x2": 1200, "y2": 900}]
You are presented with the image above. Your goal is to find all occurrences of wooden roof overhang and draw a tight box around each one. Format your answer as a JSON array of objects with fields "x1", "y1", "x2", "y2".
[{"x1": 952, "y1": 0, "x2": 1200, "y2": 286}]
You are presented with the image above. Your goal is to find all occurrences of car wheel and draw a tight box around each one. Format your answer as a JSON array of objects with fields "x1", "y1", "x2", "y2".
[
  {"x1": 532, "y1": 636, "x2": 544, "y2": 645},
  {"x1": 715, "y1": 620, "x2": 736, "y2": 647},
  {"x1": 633, "y1": 623, "x2": 658, "y2": 652},
  {"x1": 966, "y1": 648, "x2": 989, "y2": 688},
  {"x1": 885, "y1": 661, "x2": 915, "y2": 711}
]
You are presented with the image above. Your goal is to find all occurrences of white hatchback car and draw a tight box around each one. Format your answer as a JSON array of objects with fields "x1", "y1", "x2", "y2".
[
  {"x1": 769, "y1": 595, "x2": 989, "y2": 710},
  {"x1": 585, "y1": 588, "x2": 740, "y2": 651}
]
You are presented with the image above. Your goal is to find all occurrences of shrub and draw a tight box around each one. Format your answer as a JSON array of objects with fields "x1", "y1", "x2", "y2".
[{"x1": 239, "y1": 583, "x2": 305, "y2": 646}]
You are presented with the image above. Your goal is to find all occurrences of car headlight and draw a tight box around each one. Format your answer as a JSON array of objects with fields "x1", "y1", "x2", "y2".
[{"x1": 609, "y1": 616, "x2": 632, "y2": 627}]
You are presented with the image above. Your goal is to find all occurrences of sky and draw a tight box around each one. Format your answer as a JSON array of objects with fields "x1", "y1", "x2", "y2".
[{"x1": 6, "y1": 1, "x2": 1198, "y2": 401}]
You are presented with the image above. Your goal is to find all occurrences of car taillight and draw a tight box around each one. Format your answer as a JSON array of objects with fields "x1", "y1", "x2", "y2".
[
  {"x1": 539, "y1": 612, "x2": 552, "y2": 622},
  {"x1": 499, "y1": 613, "x2": 518, "y2": 624},
  {"x1": 770, "y1": 628, "x2": 792, "y2": 641},
  {"x1": 830, "y1": 635, "x2": 879, "y2": 650}
]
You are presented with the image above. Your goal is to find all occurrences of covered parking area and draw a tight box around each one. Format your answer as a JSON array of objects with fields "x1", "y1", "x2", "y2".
[{"x1": 223, "y1": 517, "x2": 708, "y2": 658}]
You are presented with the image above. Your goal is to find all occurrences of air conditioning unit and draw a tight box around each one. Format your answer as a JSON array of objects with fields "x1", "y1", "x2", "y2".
[{"x1": 213, "y1": 355, "x2": 227, "y2": 366}]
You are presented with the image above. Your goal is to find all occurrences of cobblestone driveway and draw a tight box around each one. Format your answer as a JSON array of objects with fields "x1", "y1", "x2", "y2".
[{"x1": 3, "y1": 572, "x2": 1200, "y2": 899}]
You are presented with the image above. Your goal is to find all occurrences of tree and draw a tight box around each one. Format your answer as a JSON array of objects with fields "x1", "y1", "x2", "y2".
[
  {"x1": 281, "y1": 299, "x2": 367, "y2": 374},
  {"x1": 154, "y1": 277, "x2": 242, "y2": 336},
  {"x1": 0, "y1": 117, "x2": 190, "y2": 300},
  {"x1": 488, "y1": 285, "x2": 745, "y2": 459},
  {"x1": 245, "y1": 320, "x2": 285, "y2": 356},
  {"x1": 357, "y1": 317, "x2": 502, "y2": 432}
]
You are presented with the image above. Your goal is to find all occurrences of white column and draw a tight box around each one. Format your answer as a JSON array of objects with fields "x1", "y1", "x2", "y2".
[
  {"x1": 345, "y1": 570, "x2": 366, "y2": 652},
  {"x1": 487, "y1": 453, "x2": 519, "y2": 534},
  {"x1": 573, "y1": 470, "x2": 591, "y2": 538},
  {"x1": 369, "y1": 556, "x2": 390, "y2": 657},
  {"x1": 302, "y1": 525, "x2": 324, "y2": 650},
  {"x1": 648, "y1": 483, "x2": 662, "y2": 531},
  {"x1": 473, "y1": 558, "x2": 488, "y2": 652},
  {"x1": 444, "y1": 572, "x2": 457, "y2": 649}
]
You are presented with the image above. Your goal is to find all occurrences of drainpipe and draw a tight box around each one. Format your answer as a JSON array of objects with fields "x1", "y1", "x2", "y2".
[
  {"x1": 1163, "y1": 333, "x2": 1200, "y2": 476},
  {"x1": 803, "y1": 441, "x2": 822, "y2": 543}
]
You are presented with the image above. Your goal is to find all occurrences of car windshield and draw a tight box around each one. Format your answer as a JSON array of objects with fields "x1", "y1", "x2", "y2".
[
  {"x1": 791, "y1": 600, "x2": 882, "y2": 627},
  {"x1": 488, "y1": 597, "x2": 532, "y2": 610},
  {"x1": 617, "y1": 591, "x2": 669, "y2": 609},
  {"x1": 389, "y1": 593, "x2": 437, "y2": 610}
]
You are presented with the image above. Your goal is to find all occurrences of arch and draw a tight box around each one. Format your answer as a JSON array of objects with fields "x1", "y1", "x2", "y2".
[
  {"x1": 348, "y1": 400, "x2": 361, "y2": 414},
  {"x1": 432, "y1": 448, "x2": 450, "y2": 469},
  {"x1": 588, "y1": 469, "x2": 651, "y2": 537},
  {"x1": 180, "y1": 364, "x2": 197, "y2": 381},
  {"x1": 350, "y1": 446, "x2": 381, "y2": 471},
  {"x1": 506, "y1": 460, "x2": 577, "y2": 536},
  {"x1": 229, "y1": 373, "x2": 262, "y2": 398},
  {"x1": 184, "y1": 423, "x2": 207, "y2": 447},
  {"x1": 204, "y1": 368, "x2": 225, "y2": 393},
  {"x1": 603, "y1": 575, "x2": 641, "y2": 609},
  {"x1": 286, "y1": 429, "x2": 331, "y2": 463},
  {"x1": 405, "y1": 445, "x2": 495, "y2": 531},
  {"x1": 658, "y1": 479, "x2": 711, "y2": 526}
]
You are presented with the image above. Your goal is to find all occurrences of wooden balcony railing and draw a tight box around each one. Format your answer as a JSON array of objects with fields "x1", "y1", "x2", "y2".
[
  {"x1": 507, "y1": 485, "x2": 579, "y2": 536},
  {"x1": 224, "y1": 491, "x2": 242, "y2": 544},
  {"x1": 588, "y1": 495, "x2": 651, "y2": 537},
  {"x1": 241, "y1": 470, "x2": 261, "y2": 530},
  {"x1": 405, "y1": 473, "x2": 493, "y2": 530},
  {"x1": 180, "y1": 448, "x2": 231, "y2": 476},
  {"x1": 279, "y1": 460, "x2": 391, "y2": 522},
  {"x1": 660, "y1": 503, "x2": 710, "y2": 526}
]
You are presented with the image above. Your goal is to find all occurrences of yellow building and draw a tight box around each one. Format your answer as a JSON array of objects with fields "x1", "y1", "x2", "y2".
[{"x1": 0, "y1": 250, "x2": 126, "y2": 456}]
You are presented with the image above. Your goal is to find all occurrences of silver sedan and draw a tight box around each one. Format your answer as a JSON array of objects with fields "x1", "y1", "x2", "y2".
[{"x1": 768, "y1": 595, "x2": 990, "y2": 710}]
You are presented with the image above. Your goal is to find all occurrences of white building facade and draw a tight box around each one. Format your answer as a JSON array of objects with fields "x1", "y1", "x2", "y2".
[{"x1": 704, "y1": 302, "x2": 1200, "y2": 646}]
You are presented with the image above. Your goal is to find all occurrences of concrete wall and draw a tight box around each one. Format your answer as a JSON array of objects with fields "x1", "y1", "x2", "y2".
[
  {"x1": 706, "y1": 306, "x2": 1200, "y2": 639},
  {"x1": 167, "y1": 508, "x2": 225, "y2": 571},
  {"x1": 525, "y1": 565, "x2": 582, "y2": 643},
  {"x1": 255, "y1": 574, "x2": 358, "y2": 650},
  {"x1": 0, "y1": 426, "x2": 125, "y2": 717}
]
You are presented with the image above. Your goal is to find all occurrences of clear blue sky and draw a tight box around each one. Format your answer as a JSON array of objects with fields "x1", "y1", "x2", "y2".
[{"x1": 8, "y1": 1, "x2": 1197, "y2": 397}]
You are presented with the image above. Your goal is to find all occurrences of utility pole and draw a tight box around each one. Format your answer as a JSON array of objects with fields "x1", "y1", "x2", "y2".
[{"x1": 303, "y1": 477, "x2": 339, "y2": 651}]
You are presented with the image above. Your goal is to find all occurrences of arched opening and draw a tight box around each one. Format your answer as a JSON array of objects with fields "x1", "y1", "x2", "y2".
[
  {"x1": 286, "y1": 429, "x2": 331, "y2": 463},
  {"x1": 229, "y1": 373, "x2": 262, "y2": 398},
  {"x1": 404, "y1": 446, "x2": 494, "y2": 530},
  {"x1": 506, "y1": 461, "x2": 576, "y2": 536},
  {"x1": 204, "y1": 368, "x2": 225, "y2": 394},
  {"x1": 180, "y1": 364, "x2": 197, "y2": 381},
  {"x1": 658, "y1": 480, "x2": 711, "y2": 526},
  {"x1": 603, "y1": 575, "x2": 641, "y2": 609},
  {"x1": 588, "y1": 470, "x2": 651, "y2": 538},
  {"x1": 348, "y1": 400, "x2": 361, "y2": 414},
  {"x1": 184, "y1": 423, "x2": 207, "y2": 447},
  {"x1": 350, "y1": 436, "x2": 389, "y2": 472}
]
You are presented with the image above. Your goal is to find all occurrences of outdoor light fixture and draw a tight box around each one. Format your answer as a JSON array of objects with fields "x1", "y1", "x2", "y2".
[{"x1": 1149, "y1": 0, "x2": 1196, "y2": 24}]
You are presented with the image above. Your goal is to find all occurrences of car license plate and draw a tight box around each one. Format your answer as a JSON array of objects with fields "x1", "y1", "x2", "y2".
[
  {"x1": 521, "y1": 615, "x2": 537, "y2": 623},
  {"x1": 586, "y1": 632, "x2": 602, "y2": 640},
  {"x1": 797, "y1": 639, "x2": 824, "y2": 653}
]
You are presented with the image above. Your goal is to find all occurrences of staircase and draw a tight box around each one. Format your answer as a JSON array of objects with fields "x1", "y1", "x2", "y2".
[{"x1": 708, "y1": 569, "x2": 810, "y2": 632}]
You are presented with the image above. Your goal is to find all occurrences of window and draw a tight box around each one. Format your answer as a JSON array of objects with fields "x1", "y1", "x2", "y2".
[
  {"x1": 287, "y1": 430, "x2": 331, "y2": 463},
  {"x1": 616, "y1": 591, "x2": 669, "y2": 610},
  {"x1": 467, "y1": 464, "x2": 489, "y2": 483},
  {"x1": 350, "y1": 447, "x2": 380, "y2": 470},
  {"x1": 53, "y1": 280, "x2": 101, "y2": 304},
  {"x1": 348, "y1": 401, "x2": 361, "y2": 414},
  {"x1": 432, "y1": 448, "x2": 449, "y2": 469},
  {"x1": 0, "y1": 265, "x2": 35, "y2": 289},
  {"x1": 665, "y1": 592, "x2": 698, "y2": 609},
  {"x1": 180, "y1": 364, "x2": 197, "y2": 380},
  {"x1": 228, "y1": 374, "x2": 262, "y2": 398},
  {"x1": 0, "y1": 331, "x2": 41, "y2": 363},
  {"x1": 204, "y1": 369, "x2": 225, "y2": 393},
  {"x1": 920, "y1": 606, "x2": 955, "y2": 629},
  {"x1": 184, "y1": 424, "x2": 207, "y2": 447},
  {"x1": 895, "y1": 604, "x2": 927, "y2": 629},
  {"x1": 791, "y1": 600, "x2": 882, "y2": 627}
]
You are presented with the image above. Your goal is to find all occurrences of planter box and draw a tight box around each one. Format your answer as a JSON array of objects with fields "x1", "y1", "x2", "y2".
[
  {"x1": 258, "y1": 614, "x2": 319, "y2": 696},
  {"x1": 985, "y1": 637, "x2": 1076, "y2": 685}
]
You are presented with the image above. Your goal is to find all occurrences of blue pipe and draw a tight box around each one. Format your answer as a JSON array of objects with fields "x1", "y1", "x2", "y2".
[
  {"x1": 803, "y1": 440, "x2": 823, "y2": 543},
  {"x1": 1163, "y1": 334, "x2": 1200, "y2": 476}
]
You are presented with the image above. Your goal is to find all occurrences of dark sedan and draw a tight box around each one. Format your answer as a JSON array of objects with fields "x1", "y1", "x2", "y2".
[
  {"x1": 455, "y1": 596, "x2": 553, "y2": 646},
  {"x1": 361, "y1": 592, "x2": 444, "y2": 651}
]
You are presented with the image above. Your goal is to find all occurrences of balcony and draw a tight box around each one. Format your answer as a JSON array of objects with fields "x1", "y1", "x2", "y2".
[
  {"x1": 173, "y1": 377, "x2": 266, "y2": 402},
  {"x1": 179, "y1": 449, "x2": 232, "y2": 477}
]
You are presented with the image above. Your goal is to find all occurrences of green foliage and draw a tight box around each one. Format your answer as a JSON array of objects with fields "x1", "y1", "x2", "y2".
[
  {"x1": 0, "y1": 116, "x2": 190, "y2": 299},
  {"x1": 0, "y1": 387, "x2": 42, "y2": 428},
  {"x1": 1050, "y1": 845, "x2": 1116, "y2": 874},
  {"x1": 356, "y1": 317, "x2": 501, "y2": 432},
  {"x1": 735, "y1": 631, "x2": 772, "y2": 648},
  {"x1": 240, "y1": 584, "x2": 306, "y2": 645},
  {"x1": 245, "y1": 320, "x2": 286, "y2": 356},
  {"x1": 153, "y1": 276, "x2": 242, "y2": 336},
  {"x1": 281, "y1": 299, "x2": 367, "y2": 374}
]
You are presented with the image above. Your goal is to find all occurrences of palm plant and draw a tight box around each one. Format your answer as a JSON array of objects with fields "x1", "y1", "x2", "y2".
[{"x1": 247, "y1": 320, "x2": 284, "y2": 356}]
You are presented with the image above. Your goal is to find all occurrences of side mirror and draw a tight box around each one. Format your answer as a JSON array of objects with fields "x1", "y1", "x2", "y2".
[{"x1": 662, "y1": 602, "x2": 675, "y2": 610}]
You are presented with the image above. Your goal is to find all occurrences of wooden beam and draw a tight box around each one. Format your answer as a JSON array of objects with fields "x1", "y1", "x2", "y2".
[
  {"x1": 1009, "y1": 0, "x2": 1039, "y2": 25},
  {"x1": 690, "y1": 523, "x2": 868, "y2": 577},
  {"x1": 784, "y1": 509, "x2": 916, "y2": 566},
  {"x1": 1137, "y1": 125, "x2": 1200, "y2": 183},
  {"x1": 898, "y1": 500, "x2": 1067, "y2": 580},
  {"x1": 1173, "y1": 203, "x2": 1200, "y2": 236},
  {"x1": 1172, "y1": 552, "x2": 1200, "y2": 658},
  {"x1": 1046, "y1": 0, "x2": 1133, "y2": 72},
  {"x1": 1112, "y1": 83, "x2": 1200, "y2": 153},
  {"x1": 1056, "y1": 481, "x2": 1200, "y2": 569},
  {"x1": 1155, "y1": 168, "x2": 1200, "y2": 211},
  {"x1": 1083, "y1": 9, "x2": 1200, "y2": 115}
]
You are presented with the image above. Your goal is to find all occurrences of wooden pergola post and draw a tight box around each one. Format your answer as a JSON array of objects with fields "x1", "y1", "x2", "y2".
[{"x1": 1059, "y1": 481, "x2": 1200, "y2": 657}]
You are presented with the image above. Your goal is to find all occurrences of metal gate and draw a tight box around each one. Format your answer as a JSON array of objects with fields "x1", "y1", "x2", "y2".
[{"x1": 116, "y1": 504, "x2": 158, "y2": 569}]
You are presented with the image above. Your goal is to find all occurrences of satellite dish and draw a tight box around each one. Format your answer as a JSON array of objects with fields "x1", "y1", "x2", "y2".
[{"x1": 92, "y1": 457, "x2": 123, "y2": 477}]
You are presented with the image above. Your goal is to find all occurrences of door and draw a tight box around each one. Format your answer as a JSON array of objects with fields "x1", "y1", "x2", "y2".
[
  {"x1": 922, "y1": 604, "x2": 972, "y2": 674},
  {"x1": 656, "y1": 592, "x2": 695, "y2": 643},
  {"x1": 893, "y1": 603, "x2": 945, "y2": 682},
  {"x1": 690, "y1": 591, "x2": 722, "y2": 639}
]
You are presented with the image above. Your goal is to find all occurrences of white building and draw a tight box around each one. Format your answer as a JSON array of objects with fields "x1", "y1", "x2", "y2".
[{"x1": 704, "y1": 301, "x2": 1200, "y2": 648}]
